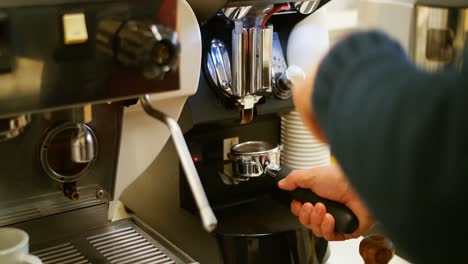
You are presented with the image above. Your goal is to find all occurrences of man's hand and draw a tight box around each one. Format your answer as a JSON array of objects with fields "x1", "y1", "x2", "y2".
[{"x1": 278, "y1": 165, "x2": 375, "y2": 241}]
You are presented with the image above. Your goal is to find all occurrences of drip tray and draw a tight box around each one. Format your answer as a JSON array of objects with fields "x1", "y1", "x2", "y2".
[
  {"x1": 32, "y1": 223, "x2": 185, "y2": 264},
  {"x1": 22, "y1": 208, "x2": 198, "y2": 264}
]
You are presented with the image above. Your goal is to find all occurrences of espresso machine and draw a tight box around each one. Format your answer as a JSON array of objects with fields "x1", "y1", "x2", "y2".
[
  {"x1": 358, "y1": 0, "x2": 467, "y2": 71},
  {"x1": 0, "y1": 0, "x2": 218, "y2": 263},
  {"x1": 178, "y1": 1, "x2": 335, "y2": 263}
]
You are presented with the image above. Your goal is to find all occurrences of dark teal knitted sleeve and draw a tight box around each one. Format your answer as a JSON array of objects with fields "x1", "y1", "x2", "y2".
[{"x1": 313, "y1": 31, "x2": 468, "y2": 263}]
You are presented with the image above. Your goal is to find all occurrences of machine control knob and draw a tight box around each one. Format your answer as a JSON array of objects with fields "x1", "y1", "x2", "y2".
[
  {"x1": 97, "y1": 17, "x2": 179, "y2": 80},
  {"x1": 273, "y1": 65, "x2": 305, "y2": 99},
  {"x1": 359, "y1": 234, "x2": 396, "y2": 264}
]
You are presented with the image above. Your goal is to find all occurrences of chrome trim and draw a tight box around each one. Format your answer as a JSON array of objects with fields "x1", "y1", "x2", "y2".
[
  {"x1": 248, "y1": 27, "x2": 261, "y2": 94},
  {"x1": 229, "y1": 141, "x2": 281, "y2": 178},
  {"x1": 232, "y1": 22, "x2": 248, "y2": 97},
  {"x1": 71, "y1": 124, "x2": 96, "y2": 164},
  {"x1": 207, "y1": 39, "x2": 233, "y2": 95},
  {"x1": 273, "y1": 65, "x2": 306, "y2": 100},
  {"x1": 294, "y1": 0, "x2": 321, "y2": 15},
  {"x1": 231, "y1": 141, "x2": 279, "y2": 155},
  {"x1": 0, "y1": 114, "x2": 31, "y2": 142},
  {"x1": 262, "y1": 26, "x2": 273, "y2": 92},
  {"x1": 222, "y1": 6, "x2": 253, "y2": 21},
  {"x1": 247, "y1": 26, "x2": 274, "y2": 96},
  {"x1": 40, "y1": 123, "x2": 97, "y2": 183}
]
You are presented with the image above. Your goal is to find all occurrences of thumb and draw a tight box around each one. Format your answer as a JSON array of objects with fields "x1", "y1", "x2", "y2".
[
  {"x1": 278, "y1": 177, "x2": 297, "y2": 191},
  {"x1": 278, "y1": 169, "x2": 316, "y2": 191}
]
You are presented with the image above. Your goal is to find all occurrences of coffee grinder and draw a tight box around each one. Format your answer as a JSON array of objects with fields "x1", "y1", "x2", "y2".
[{"x1": 179, "y1": 1, "x2": 336, "y2": 263}]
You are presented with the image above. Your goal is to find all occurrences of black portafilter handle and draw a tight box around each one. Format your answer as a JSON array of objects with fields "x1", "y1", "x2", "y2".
[{"x1": 268, "y1": 165, "x2": 359, "y2": 234}]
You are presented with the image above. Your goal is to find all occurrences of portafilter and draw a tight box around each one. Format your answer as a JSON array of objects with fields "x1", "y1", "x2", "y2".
[{"x1": 229, "y1": 141, "x2": 359, "y2": 234}]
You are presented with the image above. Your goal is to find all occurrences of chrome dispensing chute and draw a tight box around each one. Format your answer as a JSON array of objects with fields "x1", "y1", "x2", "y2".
[{"x1": 205, "y1": 3, "x2": 312, "y2": 124}]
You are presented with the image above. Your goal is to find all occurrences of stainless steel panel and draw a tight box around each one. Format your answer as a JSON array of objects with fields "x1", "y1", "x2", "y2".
[
  {"x1": 33, "y1": 243, "x2": 91, "y2": 264},
  {"x1": 232, "y1": 23, "x2": 248, "y2": 97},
  {"x1": 248, "y1": 27, "x2": 261, "y2": 94},
  {"x1": 0, "y1": 103, "x2": 121, "y2": 226},
  {"x1": 414, "y1": 5, "x2": 467, "y2": 70},
  {"x1": 262, "y1": 26, "x2": 273, "y2": 93},
  {"x1": 208, "y1": 39, "x2": 233, "y2": 95},
  {"x1": 0, "y1": 186, "x2": 108, "y2": 227},
  {"x1": 15, "y1": 206, "x2": 198, "y2": 264},
  {"x1": 88, "y1": 227, "x2": 175, "y2": 264},
  {"x1": 0, "y1": 0, "x2": 179, "y2": 119}
]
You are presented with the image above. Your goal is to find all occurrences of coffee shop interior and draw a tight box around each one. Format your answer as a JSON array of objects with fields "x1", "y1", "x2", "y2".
[{"x1": 0, "y1": 0, "x2": 465, "y2": 263}]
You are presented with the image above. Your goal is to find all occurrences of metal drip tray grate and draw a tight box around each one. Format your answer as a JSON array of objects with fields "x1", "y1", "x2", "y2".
[
  {"x1": 30, "y1": 218, "x2": 197, "y2": 264},
  {"x1": 88, "y1": 227, "x2": 175, "y2": 264},
  {"x1": 32, "y1": 243, "x2": 91, "y2": 264}
]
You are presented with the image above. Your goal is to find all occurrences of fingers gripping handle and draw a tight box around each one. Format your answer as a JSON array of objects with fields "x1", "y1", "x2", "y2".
[
  {"x1": 275, "y1": 166, "x2": 359, "y2": 234},
  {"x1": 290, "y1": 188, "x2": 359, "y2": 234}
]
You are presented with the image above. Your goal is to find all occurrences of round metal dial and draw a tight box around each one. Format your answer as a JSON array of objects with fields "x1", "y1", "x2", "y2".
[{"x1": 97, "y1": 18, "x2": 180, "y2": 80}]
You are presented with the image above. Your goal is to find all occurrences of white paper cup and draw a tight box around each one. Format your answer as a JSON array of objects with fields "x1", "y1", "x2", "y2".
[
  {"x1": 281, "y1": 161, "x2": 330, "y2": 169},
  {"x1": 281, "y1": 153, "x2": 330, "y2": 163},
  {"x1": 282, "y1": 141, "x2": 324, "y2": 148},
  {"x1": 281, "y1": 116, "x2": 303, "y2": 122},
  {"x1": 281, "y1": 120, "x2": 307, "y2": 127},
  {"x1": 280, "y1": 132, "x2": 318, "y2": 140},
  {"x1": 0, "y1": 228, "x2": 42, "y2": 264},
  {"x1": 280, "y1": 129, "x2": 313, "y2": 137},
  {"x1": 281, "y1": 135, "x2": 324, "y2": 144},
  {"x1": 282, "y1": 149, "x2": 329, "y2": 157},
  {"x1": 281, "y1": 149, "x2": 329, "y2": 156},
  {"x1": 281, "y1": 110, "x2": 331, "y2": 169}
]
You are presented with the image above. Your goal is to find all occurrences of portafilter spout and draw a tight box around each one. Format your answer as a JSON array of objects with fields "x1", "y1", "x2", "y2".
[
  {"x1": 140, "y1": 94, "x2": 218, "y2": 232},
  {"x1": 71, "y1": 105, "x2": 95, "y2": 164}
]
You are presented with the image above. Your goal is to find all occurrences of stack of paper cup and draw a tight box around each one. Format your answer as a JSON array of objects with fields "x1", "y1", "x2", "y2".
[
  {"x1": 283, "y1": 6, "x2": 331, "y2": 170},
  {"x1": 281, "y1": 111, "x2": 330, "y2": 169}
]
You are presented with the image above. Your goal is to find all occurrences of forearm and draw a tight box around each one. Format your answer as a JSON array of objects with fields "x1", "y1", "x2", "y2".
[{"x1": 313, "y1": 31, "x2": 468, "y2": 262}]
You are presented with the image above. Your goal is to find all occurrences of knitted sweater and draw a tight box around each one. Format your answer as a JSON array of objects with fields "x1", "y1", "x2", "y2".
[{"x1": 313, "y1": 31, "x2": 468, "y2": 263}]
